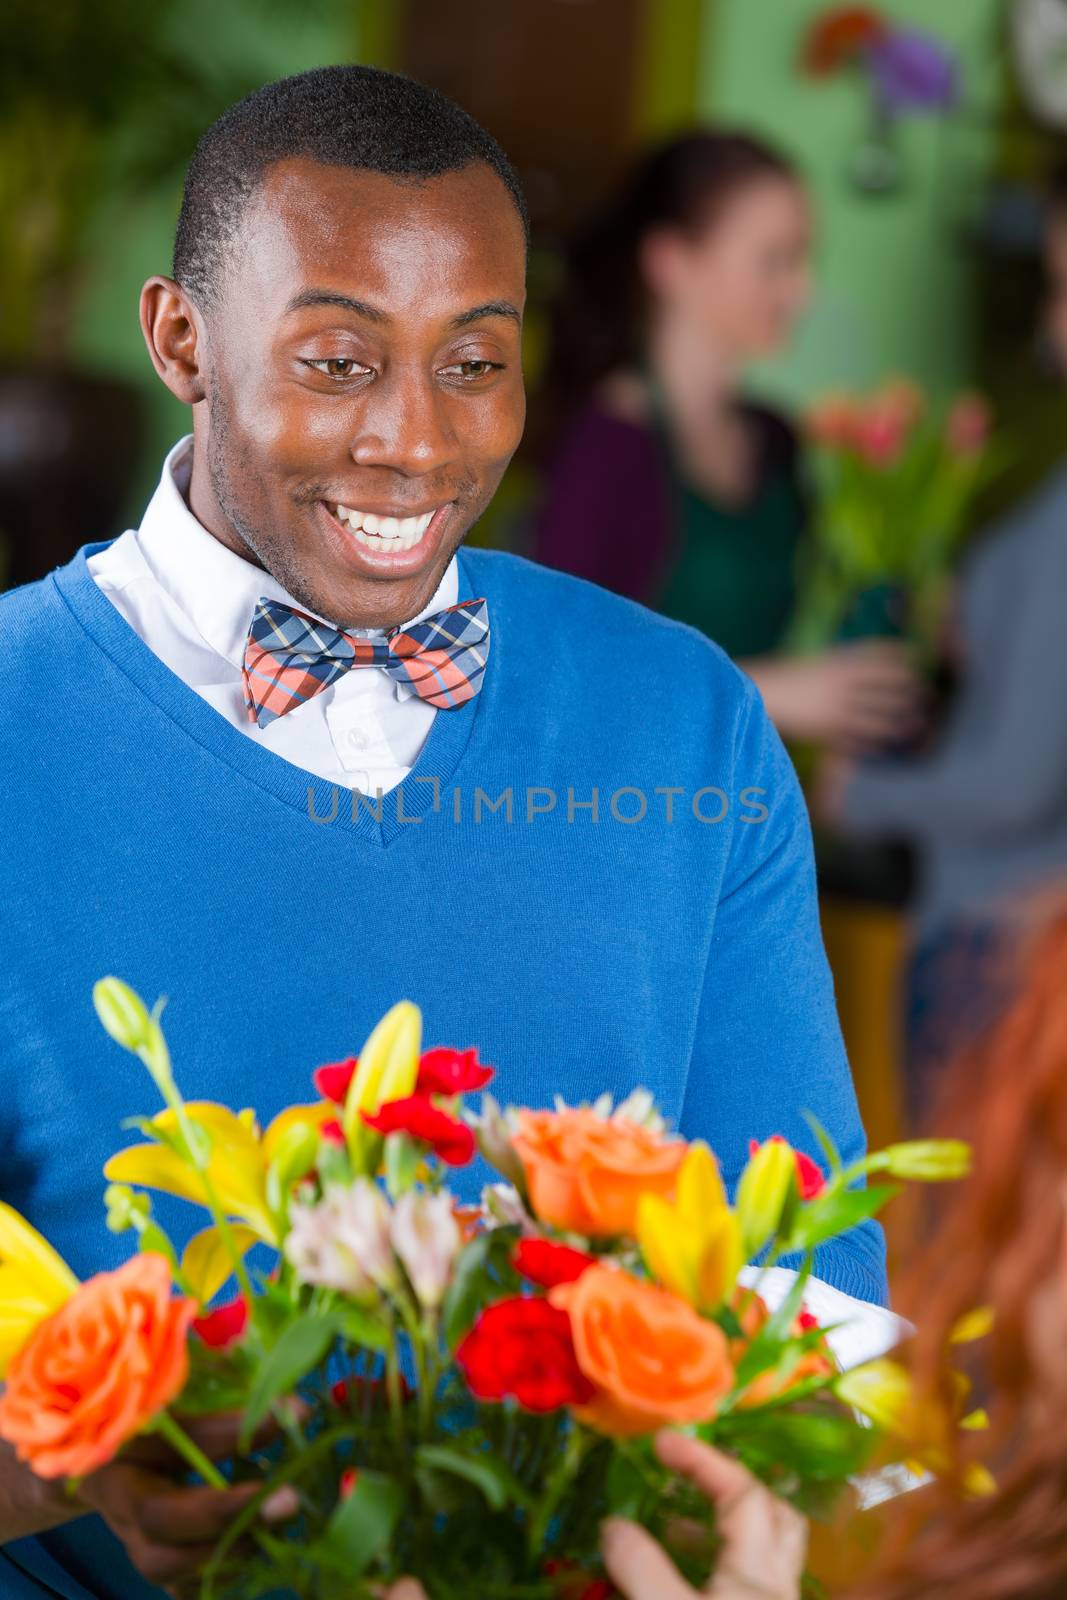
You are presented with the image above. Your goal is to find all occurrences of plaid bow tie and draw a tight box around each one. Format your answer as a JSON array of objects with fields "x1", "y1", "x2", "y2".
[{"x1": 242, "y1": 594, "x2": 490, "y2": 728}]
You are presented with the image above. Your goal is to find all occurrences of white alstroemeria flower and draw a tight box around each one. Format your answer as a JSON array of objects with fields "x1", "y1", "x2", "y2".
[
  {"x1": 332, "y1": 1179, "x2": 397, "y2": 1290},
  {"x1": 468, "y1": 1094, "x2": 526, "y2": 1192},
  {"x1": 482, "y1": 1182, "x2": 534, "y2": 1232},
  {"x1": 284, "y1": 1190, "x2": 373, "y2": 1297},
  {"x1": 551, "y1": 1087, "x2": 666, "y2": 1133},
  {"x1": 391, "y1": 1190, "x2": 460, "y2": 1308}
]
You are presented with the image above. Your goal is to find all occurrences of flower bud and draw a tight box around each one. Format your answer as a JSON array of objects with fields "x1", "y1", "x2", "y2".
[
  {"x1": 93, "y1": 978, "x2": 153, "y2": 1053},
  {"x1": 736, "y1": 1137, "x2": 796, "y2": 1256},
  {"x1": 104, "y1": 1183, "x2": 151, "y2": 1235},
  {"x1": 880, "y1": 1140, "x2": 971, "y2": 1181},
  {"x1": 343, "y1": 1002, "x2": 422, "y2": 1139}
]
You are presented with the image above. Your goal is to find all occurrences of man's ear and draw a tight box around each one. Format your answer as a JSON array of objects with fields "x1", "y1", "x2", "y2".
[{"x1": 139, "y1": 276, "x2": 207, "y2": 404}]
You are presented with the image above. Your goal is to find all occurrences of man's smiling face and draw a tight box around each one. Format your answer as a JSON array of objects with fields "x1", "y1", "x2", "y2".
[{"x1": 177, "y1": 157, "x2": 527, "y2": 629}]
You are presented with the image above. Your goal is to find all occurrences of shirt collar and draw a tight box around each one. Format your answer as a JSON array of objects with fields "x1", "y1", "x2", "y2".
[{"x1": 135, "y1": 436, "x2": 460, "y2": 670}]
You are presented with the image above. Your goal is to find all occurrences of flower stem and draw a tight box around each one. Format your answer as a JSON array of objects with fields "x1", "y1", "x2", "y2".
[
  {"x1": 526, "y1": 1425, "x2": 589, "y2": 1561},
  {"x1": 152, "y1": 1411, "x2": 228, "y2": 1491}
]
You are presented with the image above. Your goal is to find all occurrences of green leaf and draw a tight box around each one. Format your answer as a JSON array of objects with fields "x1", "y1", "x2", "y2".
[
  {"x1": 441, "y1": 1227, "x2": 521, "y2": 1350},
  {"x1": 733, "y1": 1263, "x2": 812, "y2": 1389},
  {"x1": 338, "y1": 1305, "x2": 390, "y2": 1352},
  {"x1": 317, "y1": 1470, "x2": 403, "y2": 1576},
  {"x1": 801, "y1": 1112, "x2": 843, "y2": 1176},
  {"x1": 415, "y1": 1443, "x2": 530, "y2": 1512},
  {"x1": 138, "y1": 1222, "x2": 177, "y2": 1268},
  {"x1": 788, "y1": 1184, "x2": 900, "y2": 1252},
  {"x1": 239, "y1": 1314, "x2": 341, "y2": 1449}
]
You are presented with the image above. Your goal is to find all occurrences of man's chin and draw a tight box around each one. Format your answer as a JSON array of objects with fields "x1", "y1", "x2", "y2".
[{"x1": 303, "y1": 501, "x2": 466, "y2": 628}]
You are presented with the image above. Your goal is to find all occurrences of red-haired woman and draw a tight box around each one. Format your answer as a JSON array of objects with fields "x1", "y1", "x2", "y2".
[{"x1": 602, "y1": 900, "x2": 1067, "y2": 1599}]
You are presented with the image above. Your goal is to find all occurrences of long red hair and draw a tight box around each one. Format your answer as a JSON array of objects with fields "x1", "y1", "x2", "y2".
[{"x1": 862, "y1": 905, "x2": 1067, "y2": 1599}]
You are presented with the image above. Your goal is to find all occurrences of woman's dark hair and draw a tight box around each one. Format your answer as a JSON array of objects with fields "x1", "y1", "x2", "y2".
[{"x1": 542, "y1": 129, "x2": 798, "y2": 420}]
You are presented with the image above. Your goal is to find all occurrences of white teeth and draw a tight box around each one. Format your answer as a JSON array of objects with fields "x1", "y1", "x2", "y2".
[{"x1": 332, "y1": 504, "x2": 437, "y2": 553}]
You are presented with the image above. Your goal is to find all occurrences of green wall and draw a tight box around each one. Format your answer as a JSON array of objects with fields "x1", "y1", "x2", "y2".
[
  {"x1": 71, "y1": 0, "x2": 358, "y2": 522},
  {"x1": 699, "y1": 0, "x2": 1003, "y2": 408}
]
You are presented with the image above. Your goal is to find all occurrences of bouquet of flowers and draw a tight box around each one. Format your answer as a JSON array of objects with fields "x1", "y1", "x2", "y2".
[
  {"x1": 0, "y1": 982, "x2": 979, "y2": 1600},
  {"x1": 790, "y1": 380, "x2": 1004, "y2": 664}
]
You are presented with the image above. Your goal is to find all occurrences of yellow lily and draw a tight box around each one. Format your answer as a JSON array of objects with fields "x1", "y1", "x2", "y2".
[
  {"x1": 836, "y1": 1357, "x2": 994, "y2": 1496},
  {"x1": 342, "y1": 1001, "x2": 423, "y2": 1168},
  {"x1": 0, "y1": 1203, "x2": 79, "y2": 1377},
  {"x1": 104, "y1": 1099, "x2": 334, "y2": 1250},
  {"x1": 736, "y1": 1137, "x2": 795, "y2": 1257},
  {"x1": 637, "y1": 1143, "x2": 743, "y2": 1312}
]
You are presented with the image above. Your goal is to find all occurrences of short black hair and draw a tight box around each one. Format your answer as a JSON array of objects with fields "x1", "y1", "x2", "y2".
[{"x1": 173, "y1": 64, "x2": 529, "y2": 307}]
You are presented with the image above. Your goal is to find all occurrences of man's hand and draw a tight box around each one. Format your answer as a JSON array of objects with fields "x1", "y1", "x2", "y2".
[
  {"x1": 600, "y1": 1431, "x2": 808, "y2": 1600},
  {"x1": 72, "y1": 1412, "x2": 297, "y2": 1598}
]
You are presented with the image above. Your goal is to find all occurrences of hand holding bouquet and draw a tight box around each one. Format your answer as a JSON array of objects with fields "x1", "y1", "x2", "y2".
[{"x1": 0, "y1": 983, "x2": 979, "y2": 1598}]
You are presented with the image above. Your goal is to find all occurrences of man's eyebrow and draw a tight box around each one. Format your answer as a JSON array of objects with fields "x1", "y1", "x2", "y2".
[
  {"x1": 284, "y1": 290, "x2": 389, "y2": 322},
  {"x1": 450, "y1": 301, "x2": 521, "y2": 328},
  {"x1": 283, "y1": 291, "x2": 521, "y2": 328}
]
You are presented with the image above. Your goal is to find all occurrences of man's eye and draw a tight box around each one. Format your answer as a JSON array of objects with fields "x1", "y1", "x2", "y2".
[
  {"x1": 442, "y1": 359, "x2": 504, "y2": 380},
  {"x1": 304, "y1": 358, "x2": 366, "y2": 379}
]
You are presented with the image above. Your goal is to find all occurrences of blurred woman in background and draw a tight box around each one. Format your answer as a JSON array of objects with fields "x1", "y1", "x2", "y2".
[
  {"x1": 823, "y1": 171, "x2": 1067, "y2": 1120},
  {"x1": 532, "y1": 131, "x2": 921, "y2": 753}
]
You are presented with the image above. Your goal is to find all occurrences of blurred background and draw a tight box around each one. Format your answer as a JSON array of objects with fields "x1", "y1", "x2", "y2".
[{"x1": 4, "y1": 0, "x2": 1067, "y2": 1220}]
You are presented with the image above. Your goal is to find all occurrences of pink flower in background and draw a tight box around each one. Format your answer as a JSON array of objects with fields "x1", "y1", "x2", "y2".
[
  {"x1": 876, "y1": 377, "x2": 925, "y2": 429},
  {"x1": 853, "y1": 404, "x2": 908, "y2": 469},
  {"x1": 945, "y1": 392, "x2": 991, "y2": 457},
  {"x1": 806, "y1": 393, "x2": 861, "y2": 448}
]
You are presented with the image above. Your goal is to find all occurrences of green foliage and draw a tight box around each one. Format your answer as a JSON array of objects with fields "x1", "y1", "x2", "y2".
[
  {"x1": 239, "y1": 1315, "x2": 343, "y2": 1449},
  {"x1": 441, "y1": 1224, "x2": 521, "y2": 1350},
  {"x1": 315, "y1": 1470, "x2": 404, "y2": 1577}
]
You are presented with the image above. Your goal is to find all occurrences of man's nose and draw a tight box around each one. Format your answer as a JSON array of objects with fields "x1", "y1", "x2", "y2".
[{"x1": 348, "y1": 366, "x2": 459, "y2": 479}]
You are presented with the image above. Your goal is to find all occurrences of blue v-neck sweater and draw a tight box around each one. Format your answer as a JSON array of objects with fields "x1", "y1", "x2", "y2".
[{"x1": 0, "y1": 542, "x2": 885, "y2": 1600}]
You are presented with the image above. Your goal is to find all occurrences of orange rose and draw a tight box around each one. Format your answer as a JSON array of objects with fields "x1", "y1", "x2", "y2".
[
  {"x1": 511, "y1": 1109, "x2": 686, "y2": 1237},
  {"x1": 0, "y1": 1253, "x2": 196, "y2": 1479},
  {"x1": 551, "y1": 1264, "x2": 734, "y2": 1436}
]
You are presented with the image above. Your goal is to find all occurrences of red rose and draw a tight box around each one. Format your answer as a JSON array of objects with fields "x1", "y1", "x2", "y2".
[
  {"x1": 192, "y1": 1295, "x2": 248, "y2": 1349},
  {"x1": 749, "y1": 1136, "x2": 826, "y2": 1200},
  {"x1": 416, "y1": 1046, "x2": 494, "y2": 1097},
  {"x1": 456, "y1": 1297, "x2": 595, "y2": 1411},
  {"x1": 796, "y1": 1309, "x2": 820, "y2": 1334},
  {"x1": 513, "y1": 1238, "x2": 595, "y2": 1289},
  {"x1": 313, "y1": 1056, "x2": 357, "y2": 1104},
  {"x1": 362, "y1": 1095, "x2": 475, "y2": 1166}
]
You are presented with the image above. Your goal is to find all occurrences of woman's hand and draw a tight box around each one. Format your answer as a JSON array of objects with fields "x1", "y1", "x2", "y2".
[
  {"x1": 745, "y1": 641, "x2": 925, "y2": 753},
  {"x1": 600, "y1": 1431, "x2": 808, "y2": 1600}
]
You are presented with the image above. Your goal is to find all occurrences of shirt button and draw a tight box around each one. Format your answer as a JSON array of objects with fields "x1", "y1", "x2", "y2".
[{"x1": 347, "y1": 730, "x2": 367, "y2": 750}]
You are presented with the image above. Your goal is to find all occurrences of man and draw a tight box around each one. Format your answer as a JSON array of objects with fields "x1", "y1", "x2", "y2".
[{"x1": 0, "y1": 66, "x2": 888, "y2": 1600}]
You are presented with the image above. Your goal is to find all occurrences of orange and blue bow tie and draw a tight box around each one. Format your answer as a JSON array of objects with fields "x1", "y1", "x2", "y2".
[{"x1": 242, "y1": 594, "x2": 490, "y2": 728}]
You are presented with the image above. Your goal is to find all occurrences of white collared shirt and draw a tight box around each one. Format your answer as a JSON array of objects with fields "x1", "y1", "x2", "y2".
[{"x1": 87, "y1": 437, "x2": 458, "y2": 793}]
